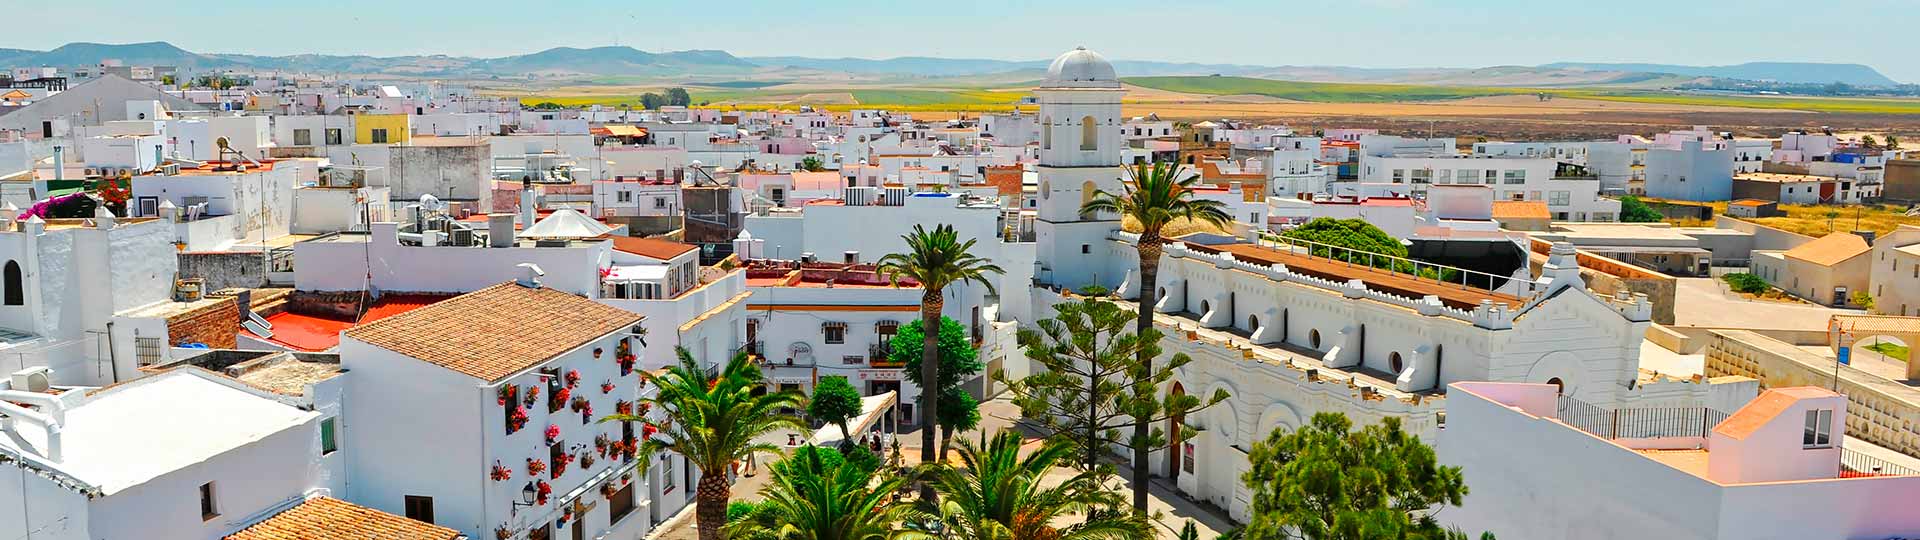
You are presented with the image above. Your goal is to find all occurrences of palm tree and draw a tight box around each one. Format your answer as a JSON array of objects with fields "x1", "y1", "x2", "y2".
[
  {"x1": 725, "y1": 445, "x2": 909, "y2": 540},
  {"x1": 600, "y1": 346, "x2": 805, "y2": 540},
  {"x1": 876, "y1": 224, "x2": 1005, "y2": 473},
  {"x1": 1080, "y1": 160, "x2": 1230, "y2": 511},
  {"x1": 900, "y1": 430, "x2": 1152, "y2": 540}
]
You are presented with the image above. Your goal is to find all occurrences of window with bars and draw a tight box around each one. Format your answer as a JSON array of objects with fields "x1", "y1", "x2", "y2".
[
  {"x1": 135, "y1": 337, "x2": 164, "y2": 366},
  {"x1": 822, "y1": 322, "x2": 846, "y2": 344}
]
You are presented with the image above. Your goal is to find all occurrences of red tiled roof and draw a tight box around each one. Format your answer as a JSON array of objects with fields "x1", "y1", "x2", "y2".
[
  {"x1": 343, "y1": 282, "x2": 642, "y2": 382},
  {"x1": 226, "y1": 497, "x2": 460, "y2": 540},
  {"x1": 610, "y1": 236, "x2": 698, "y2": 260},
  {"x1": 1714, "y1": 387, "x2": 1836, "y2": 440}
]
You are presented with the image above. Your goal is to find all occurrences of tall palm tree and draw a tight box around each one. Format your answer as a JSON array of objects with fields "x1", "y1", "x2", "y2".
[
  {"x1": 876, "y1": 224, "x2": 1005, "y2": 473},
  {"x1": 900, "y1": 430, "x2": 1152, "y2": 540},
  {"x1": 724, "y1": 445, "x2": 910, "y2": 540},
  {"x1": 1080, "y1": 160, "x2": 1231, "y2": 512},
  {"x1": 601, "y1": 346, "x2": 805, "y2": 540}
]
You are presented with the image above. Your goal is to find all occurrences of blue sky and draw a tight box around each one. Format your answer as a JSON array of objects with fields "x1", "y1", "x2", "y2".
[{"x1": 8, "y1": 0, "x2": 1917, "y2": 82}]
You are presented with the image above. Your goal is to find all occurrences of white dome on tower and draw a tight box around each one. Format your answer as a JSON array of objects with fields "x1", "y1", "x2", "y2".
[{"x1": 1042, "y1": 46, "x2": 1119, "y2": 89}]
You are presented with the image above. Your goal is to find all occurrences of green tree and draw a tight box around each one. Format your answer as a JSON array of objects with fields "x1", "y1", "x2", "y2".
[
  {"x1": 667, "y1": 87, "x2": 693, "y2": 107},
  {"x1": 889, "y1": 316, "x2": 984, "y2": 452},
  {"x1": 1618, "y1": 195, "x2": 1664, "y2": 223},
  {"x1": 639, "y1": 92, "x2": 666, "y2": 110},
  {"x1": 1826, "y1": 209, "x2": 1842, "y2": 232},
  {"x1": 529, "y1": 101, "x2": 564, "y2": 111},
  {"x1": 1863, "y1": 135, "x2": 1880, "y2": 149},
  {"x1": 1242, "y1": 413, "x2": 1483, "y2": 540},
  {"x1": 899, "y1": 430, "x2": 1154, "y2": 540},
  {"x1": 1887, "y1": 135, "x2": 1901, "y2": 150},
  {"x1": 1282, "y1": 218, "x2": 1408, "y2": 262},
  {"x1": 599, "y1": 347, "x2": 806, "y2": 540},
  {"x1": 727, "y1": 443, "x2": 910, "y2": 540},
  {"x1": 801, "y1": 156, "x2": 826, "y2": 172},
  {"x1": 1080, "y1": 160, "x2": 1231, "y2": 513},
  {"x1": 808, "y1": 376, "x2": 864, "y2": 444},
  {"x1": 999, "y1": 291, "x2": 1224, "y2": 474},
  {"x1": 876, "y1": 225, "x2": 1005, "y2": 488}
]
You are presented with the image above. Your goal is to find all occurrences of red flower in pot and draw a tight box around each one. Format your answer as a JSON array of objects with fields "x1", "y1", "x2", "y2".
[{"x1": 544, "y1": 424, "x2": 561, "y2": 445}]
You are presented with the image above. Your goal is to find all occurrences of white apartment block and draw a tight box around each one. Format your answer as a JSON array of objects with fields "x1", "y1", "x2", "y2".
[{"x1": 1360, "y1": 155, "x2": 1619, "y2": 222}]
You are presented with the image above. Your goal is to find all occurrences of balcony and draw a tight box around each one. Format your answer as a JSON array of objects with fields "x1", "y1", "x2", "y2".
[{"x1": 868, "y1": 342, "x2": 904, "y2": 368}]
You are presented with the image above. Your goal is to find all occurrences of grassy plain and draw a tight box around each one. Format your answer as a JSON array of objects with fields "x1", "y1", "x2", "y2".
[{"x1": 1655, "y1": 199, "x2": 1920, "y2": 237}]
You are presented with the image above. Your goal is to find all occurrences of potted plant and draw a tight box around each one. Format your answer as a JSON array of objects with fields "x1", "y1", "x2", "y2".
[
  {"x1": 534, "y1": 481, "x2": 552, "y2": 506},
  {"x1": 553, "y1": 452, "x2": 575, "y2": 478},
  {"x1": 526, "y1": 458, "x2": 546, "y2": 476},
  {"x1": 490, "y1": 461, "x2": 512, "y2": 482},
  {"x1": 564, "y1": 369, "x2": 581, "y2": 388},
  {"x1": 507, "y1": 406, "x2": 530, "y2": 434},
  {"x1": 544, "y1": 424, "x2": 561, "y2": 445},
  {"x1": 581, "y1": 451, "x2": 596, "y2": 469},
  {"x1": 522, "y1": 385, "x2": 540, "y2": 408},
  {"x1": 600, "y1": 380, "x2": 615, "y2": 394}
]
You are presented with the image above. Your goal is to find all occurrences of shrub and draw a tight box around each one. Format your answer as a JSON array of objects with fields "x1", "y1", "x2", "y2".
[{"x1": 1721, "y1": 272, "x2": 1769, "y2": 294}]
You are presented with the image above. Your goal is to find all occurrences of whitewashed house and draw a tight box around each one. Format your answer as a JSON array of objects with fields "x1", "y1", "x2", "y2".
[{"x1": 338, "y1": 281, "x2": 670, "y2": 540}]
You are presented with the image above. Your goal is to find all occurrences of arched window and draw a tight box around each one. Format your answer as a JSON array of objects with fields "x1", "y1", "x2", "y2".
[
  {"x1": 1247, "y1": 314, "x2": 1260, "y2": 332},
  {"x1": 1308, "y1": 329, "x2": 1321, "y2": 349},
  {"x1": 4, "y1": 260, "x2": 21, "y2": 306},
  {"x1": 1080, "y1": 115, "x2": 1098, "y2": 151},
  {"x1": 1080, "y1": 181, "x2": 1097, "y2": 207},
  {"x1": 1389, "y1": 352, "x2": 1403, "y2": 373},
  {"x1": 1041, "y1": 116, "x2": 1052, "y2": 150}
]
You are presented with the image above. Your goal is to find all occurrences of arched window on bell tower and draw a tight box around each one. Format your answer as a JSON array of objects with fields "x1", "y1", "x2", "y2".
[
  {"x1": 1042, "y1": 116, "x2": 1053, "y2": 150},
  {"x1": 1080, "y1": 115, "x2": 1097, "y2": 151}
]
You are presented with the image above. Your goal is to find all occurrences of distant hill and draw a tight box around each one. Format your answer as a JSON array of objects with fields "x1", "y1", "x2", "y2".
[
  {"x1": 1541, "y1": 62, "x2": 1899, "y2": 86},
  {"x1": 0, "y1": 42, "x2": 1901, "y2": 87}
]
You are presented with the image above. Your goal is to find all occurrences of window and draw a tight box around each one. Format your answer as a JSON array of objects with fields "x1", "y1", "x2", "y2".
[
  {"x1": 616, "y1": 191, "x2": 632, "y2": 203},
  {"x1": 4, "y1": 260, "x2": 21, "y2": 305},
  {"x1": 1803, "y1": 409, "x2": 1833, "y2": 448},
  {"x1": 1391, "y1": 169, "x2": 1405, "y2": 183},
  {"x1": 135, "y1": 337, "x2": 164, "y2": 366},
  {"x1": 370, "y1": 128, "x2": 389, "y2": 143},
  {"x1": 1549, "y1": 191, "x2": 1570, "y2": 206},
  {"x1": 1484, "y1": 170, "x2": 1498, "y2": 184},
  {"x1": 1041, "y1": 116, "x2": 1052, "y2": 150},
  {"x1": 607, "y1": 481, "x2": 637, "y2": 524},
  {"x1": 1503, "y1": 170, "x2": 1526, "y2": 184},
  {"x1": 1081, "y1": 244, "x2": 1090, "y2": 254},
  {"x1": 823, "y1": 323, "x2": 846, "y2": 344},
  {"x1": 661, "y1": 455, "x2": 677, "y2": 493},
  {"x1": 1410, "y1": 169, "x2": 1431, "y2": 184},
  {"x1": 549, "y1": 438, "x2": 567, "y2": 477},
  {"x1": 543, "y1": 367, "x2": 564, "y2": 413},
  {"x1": 321, "y1": 417, "x2": 338, "y2": 455},
  {"x1": 654, "y1": 197, "x2": 667, "y2": 209},
  {"x1": 1080, "y1": 116, "x2": 1098, "y2": 151},
  {"x1": 1435, "y1": 170, "x2": 1451, "y2": 184},
  {"x1": 199, "y1": 482, "x2": 219, "y2": 520},
  {"x1": 1456, "y1": 169, "x2": 1475, "y2": 184},
  {"x1": 404, "y1": 495, "x2": 435, "y2": 524},
  {"x1": 1308, "y1": 329, "x2": 1321, "y2": 349},
  {"x1": 325, "y1": 128, "x2": 343, "y2": 145},
  {"x1": 292, "y1": 128, "x2": 312, "y2": 146}
]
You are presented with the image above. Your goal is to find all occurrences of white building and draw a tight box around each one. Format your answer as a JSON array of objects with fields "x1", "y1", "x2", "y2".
[
  {"x1": 1359, "y1": 155, "x2": 1618, "y2": 222},
  {"x1": 1442, "y1": 382, "x2": 1920, "y2": 540},
  {"x1": 0, "y1": 368, "x2": 323, "y2": 540},
  {"x1": 1645, "y1": 136, "x2": 1735, "y2": 202},
  {"x1": 339, "y1": 281, "x2": 670, "y2": 540},
  {"x1": 132, "y1": 160, "x2": 297, "y2": 251}
]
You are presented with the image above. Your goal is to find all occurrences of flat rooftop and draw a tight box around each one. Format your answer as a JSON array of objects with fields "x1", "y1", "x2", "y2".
[
  {"x1": 1183, "y1": 241, "x2": 1523, "y2": 311},
  {"x1": 1735, "y1": 172, "x2": 1842, "y2": 183}
]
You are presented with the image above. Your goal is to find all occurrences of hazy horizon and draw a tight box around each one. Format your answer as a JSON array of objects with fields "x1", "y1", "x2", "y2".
[{"x1": 8, "y1": 0, "x2": 1916, "y2": 82}]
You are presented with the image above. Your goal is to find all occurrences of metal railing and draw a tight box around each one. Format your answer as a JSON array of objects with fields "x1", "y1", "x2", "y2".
[
  {"x1": 1253, "y1": 232, "x2": 1539, "y2": 297},
  {"x1": 267, "y1": 247, "x2": 295, "y2": 273},
  {"x1": 1556, "y1": 396, "x2": 1731, "y2": 440},
  {"x1": 1840, "y1": 448, "x2": 1920, "y2": 477}
]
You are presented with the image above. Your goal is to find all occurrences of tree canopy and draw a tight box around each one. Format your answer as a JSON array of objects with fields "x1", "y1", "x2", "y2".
[
  {"x1": 1242, "y1": 413, "x2": 1485, "y2": 540},
  {"x1": 667, "y1": 87, "x2": 693, "y2": 107},
  {"x1": 808, "y1": 375, "x2": 864, "y2": 443},
  {"x1": 890, "y1": 316, "x2": 982, "y2": 392},
  {"x1": 1282, "y1": 218, "x2": 1409, "y2": 260},
  {"x1": 1618, "y1": 196, "x2": 1664, "y2": 223}
]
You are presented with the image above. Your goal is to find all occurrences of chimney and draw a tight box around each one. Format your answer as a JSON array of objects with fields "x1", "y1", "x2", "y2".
[
  {"x1": 519, "y1": 179, "x2": 536, "y2": 229},
  {"x1": 93, "y1": 206, "x2": 115, "y2": 229},
  {"x1": 843, "y1": 251, "x2": 858, "y2": 265},
  {"x1": 52, "y1": 146, "x2": 64, "y2": 181},
  {"x1": 488, "y1": 213, "x2": 515, "y2": 247}
]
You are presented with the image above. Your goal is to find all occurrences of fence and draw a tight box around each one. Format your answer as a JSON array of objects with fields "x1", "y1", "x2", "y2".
[
  {"x1": 1840, "y1": 447, "x2": 1920, "y2": 477},
  {"x1": 1254, "y1": 232, "x2": 1538, "y2": 297},
  {"x1": 1556, "y1": 396, "x2": 1731, "y2": 440}
]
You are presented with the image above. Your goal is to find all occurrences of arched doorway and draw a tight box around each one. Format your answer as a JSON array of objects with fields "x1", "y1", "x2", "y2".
[
  {"x1": 1547, "y1": 377, "x2": 1565, "y2": 395},
  {"x1": 1247, "y1": 314, "x2": 1260, "y2": 333},
  {"x1": 1167, "y1": 382, "x2": 1186, "y2": 481}
]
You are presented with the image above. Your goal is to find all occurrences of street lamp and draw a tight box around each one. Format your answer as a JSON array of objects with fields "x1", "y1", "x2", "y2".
[{"x1": 511, "y1": 482, "x2": 537, "y2": 512}]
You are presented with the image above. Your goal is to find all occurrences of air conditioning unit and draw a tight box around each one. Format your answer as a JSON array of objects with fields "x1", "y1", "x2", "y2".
[
  {"x1": 9, "y1": 367, "x2": 51, "y2": 393},
  {"x1": 83, "y1": 168, "x2": 97, "y2": 177}
]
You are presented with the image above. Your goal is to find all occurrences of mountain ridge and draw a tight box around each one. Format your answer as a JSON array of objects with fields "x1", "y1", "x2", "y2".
[{"x1": 0, "y1": 41, "x2": 1903, "y2": 86}]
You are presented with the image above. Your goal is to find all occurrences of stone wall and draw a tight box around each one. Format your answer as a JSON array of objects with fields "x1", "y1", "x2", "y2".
[{"x1": 177, "y1": 252, "x2": 269, "y2": 290}]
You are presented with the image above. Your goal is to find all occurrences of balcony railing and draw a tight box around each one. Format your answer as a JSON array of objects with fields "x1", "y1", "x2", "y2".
[
  {"x1": 1841, "y1": 447, "x2": 1920, "y2": 477},
  {"x1": 1556, "y1": 396, "x2": 1730, "y2": 440}
]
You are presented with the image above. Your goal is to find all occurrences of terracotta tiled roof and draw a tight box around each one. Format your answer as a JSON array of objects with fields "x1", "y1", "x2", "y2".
[
  {"x1": 1713, "y1": 387, "x2": 1836, "y2": 440},
  {"x1": 1783, "y1": 232, "x2": 1870, "y2": 267},
  {"x1": 344, "y1": 282, "x2": 642, "y2": 382},
  {"x1": 226, "y1": 497, "x2": 461, "y2": 540},
  {"x1": 1831, "y1": 314, "x2": 1920, "y2": 335},
  {"x1": 1491, "y1": 200, "x2": 1550, "y2": 220},
  {"x1": 610, "y1": 236, "x2": 698, "y2": 260}
]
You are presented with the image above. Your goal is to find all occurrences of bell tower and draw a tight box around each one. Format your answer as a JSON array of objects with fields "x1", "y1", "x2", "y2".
[{"x1": 1033, "y1": 47, "x2": 1126, "y2": 292}]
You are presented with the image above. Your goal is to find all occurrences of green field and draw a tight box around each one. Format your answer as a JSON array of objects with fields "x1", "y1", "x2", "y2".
[
  {"x1": 521, "y1": 88, "x2": 1028, "y2": 110},
  {"x1": 1123, "y1": 76, "x2": 1516, "y2": 102},
  {"x1": 1865, "y1": 341, "x2": 1910, "y2": 361}
]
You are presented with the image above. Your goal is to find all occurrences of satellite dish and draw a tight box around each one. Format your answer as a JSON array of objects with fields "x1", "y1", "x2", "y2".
[
  {"x1": 418, "y1": 194, "x2": 445, "y2": 211},
  {"x1": 215, "y1": 137, "x2": 232, "y2": 151}
]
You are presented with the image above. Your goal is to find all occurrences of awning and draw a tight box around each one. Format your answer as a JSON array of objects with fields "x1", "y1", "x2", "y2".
[{"x1": 808, "y1": 391, "x2": 898, "y2": 447}]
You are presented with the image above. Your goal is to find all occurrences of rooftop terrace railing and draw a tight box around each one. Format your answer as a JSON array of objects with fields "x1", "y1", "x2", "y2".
[
  {"x1": 1252, "y1": 231, "x2": 1542, "y2": 299},
  {"x1": 1556, "y1": 396, "x2": 1731, "y2": 440}
]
